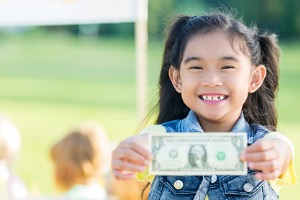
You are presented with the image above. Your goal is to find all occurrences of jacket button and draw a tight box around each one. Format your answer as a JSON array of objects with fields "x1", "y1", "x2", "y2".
[
  {"x1": 174, "y1": 180, "x2": 183, "y2": 190},
  {"x1": 243, "y1": 183, "x2": 254, "y2": 192},
  {"x1": 211, "y1": 175, "x2": 217, "y2": 183}
]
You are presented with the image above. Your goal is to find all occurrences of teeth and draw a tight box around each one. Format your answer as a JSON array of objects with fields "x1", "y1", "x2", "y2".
[{"x1": 201, "y1": 95, "x2": 226, "y2": 101}]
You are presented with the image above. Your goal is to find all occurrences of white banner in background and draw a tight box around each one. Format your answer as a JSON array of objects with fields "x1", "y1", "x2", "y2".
[{"x1": 0, "y1": 0, "x2": 147, "y2": 26}]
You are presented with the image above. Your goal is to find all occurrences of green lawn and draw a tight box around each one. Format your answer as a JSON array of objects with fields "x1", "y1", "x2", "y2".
[{"x1": 0, "y1": 31, "x2": 298, "y2": 198}]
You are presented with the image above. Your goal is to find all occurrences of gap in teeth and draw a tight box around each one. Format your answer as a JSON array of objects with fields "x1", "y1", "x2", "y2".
[{"x1": 202, "y1": 95, "x2": 225, "y2": 101}]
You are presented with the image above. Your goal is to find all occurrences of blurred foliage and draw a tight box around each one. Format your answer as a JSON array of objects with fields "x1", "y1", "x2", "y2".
[
  {"x1": 204, "y1": 0, "x2": 300, "y2": 39},
  {"x1": 3, "y1": 0, "x2": 297, "y2": 40},
  {"x1": 150, "y1": 0, "x2": 300, "y2": 40}
]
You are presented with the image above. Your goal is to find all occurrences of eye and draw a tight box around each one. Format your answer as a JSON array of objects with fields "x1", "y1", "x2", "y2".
[
  {"x1": 190, "y1": 66, "x2": 203, "y2": 70},
  {"x1": 221, "y1": 65, "x2": 235, "y2": 69}
]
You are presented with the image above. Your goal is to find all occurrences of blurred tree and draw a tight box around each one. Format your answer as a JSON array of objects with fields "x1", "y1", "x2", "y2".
[
  {"x1": 149, "y1": 0, "x2": 300, "y2": 39},
  {"x1": 148, "y1": 0, "x2": 206, "y2": 39},
  {"x1": 204, "y1": 0, "x2": 300, "y2": 39},
  {"x1": 22, "y1": 0, "x2": 299, "y2": 40}
]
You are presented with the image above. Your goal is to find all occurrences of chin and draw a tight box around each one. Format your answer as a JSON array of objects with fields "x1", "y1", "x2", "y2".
[{"x1": 198, "y1": 113, "x2": 225, "y2": 122}]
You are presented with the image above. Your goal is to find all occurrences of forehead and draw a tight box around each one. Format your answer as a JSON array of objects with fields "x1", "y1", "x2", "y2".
[{"x1": 183, "y1": 31, "x2": 249, "y2": 60}]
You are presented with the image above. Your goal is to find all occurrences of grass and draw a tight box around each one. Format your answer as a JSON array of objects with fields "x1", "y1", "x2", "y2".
[
  {"x1": 0, "y1": 31, "x2": 162, "y2": 196},
  {"x1": 0, "y1": 31, "x2": 299, "y2": 198}
]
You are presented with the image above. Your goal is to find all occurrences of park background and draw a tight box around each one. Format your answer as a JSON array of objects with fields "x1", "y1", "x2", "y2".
[{"x1": 0, "y1": 0, "x2": 299, "y2": 198}]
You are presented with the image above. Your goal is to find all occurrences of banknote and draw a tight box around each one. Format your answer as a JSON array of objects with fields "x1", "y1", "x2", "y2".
[{"x1": 149, "y1": 133, "x2": 247, "y2": 175}]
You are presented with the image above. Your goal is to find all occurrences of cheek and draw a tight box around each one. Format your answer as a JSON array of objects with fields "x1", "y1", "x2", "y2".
[
  {"x1": 180, "y1": 79, "x2": 198, "y2": 98},
  {"x1": 229, "y1": 72, "x2": 251, "y2": 88},
  {"x1": 233, "y1": 83, "x2": 251, "y2": 104},
  {"x1": 228, "y1": 75, "x2": 251, "y2": 96},
  {"x1": 181, "y1": 74, "x2": 201, "y2": 87}
]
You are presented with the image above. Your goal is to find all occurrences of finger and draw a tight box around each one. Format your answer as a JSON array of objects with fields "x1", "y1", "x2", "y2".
[
  {"x1": 254, "y1": 169, "x2": 281, "y2": 180},
  {"x1": 248, "y1": 160, "x2": 280, "y2": 171},
  {"x1": 113, "y1": 169, "x2": 136, "y2": 180},
  {"x1": 244, "y1": 139, "x2": 276, "y2": 153},
  {"x1": 112, "y1": 159, "x2": 146, "y2": 172},
  {"x1": 112, "y1": 147, "x2": 149, "y2": 165},
  {"x1": 118, "y1": 139, "x2": 152, "y2": 160},
  {"x1": 241, "y1": 149, "x2": 277, "y2": 162}
]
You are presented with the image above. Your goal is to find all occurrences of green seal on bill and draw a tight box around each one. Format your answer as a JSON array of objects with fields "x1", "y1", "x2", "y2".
[{"x1": 216, "y1": 151, "x2": 226, "y2": 160}]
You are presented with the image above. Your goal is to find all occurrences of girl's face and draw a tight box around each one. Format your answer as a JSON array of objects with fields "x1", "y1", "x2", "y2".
[{"x1": 169, "y1": 31, "x2": 266, "y2": 132}]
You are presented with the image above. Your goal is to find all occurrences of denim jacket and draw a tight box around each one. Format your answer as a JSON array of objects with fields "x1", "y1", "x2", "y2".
[{"x1": 148, "y1": 110, "x2": 278, "y2": 200}]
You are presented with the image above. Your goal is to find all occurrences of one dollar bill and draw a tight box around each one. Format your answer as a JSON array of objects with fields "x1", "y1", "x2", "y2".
[{"x1": 149, "y1": 133, "x2": 247, "y2": 175}]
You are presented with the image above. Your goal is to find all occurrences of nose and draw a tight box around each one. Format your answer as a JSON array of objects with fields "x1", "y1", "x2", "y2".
[{"x1": 201, "y1": 71, "x2": 222, "y2": 87}]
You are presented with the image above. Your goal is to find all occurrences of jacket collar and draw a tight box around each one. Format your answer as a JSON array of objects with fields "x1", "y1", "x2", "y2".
[{"x1": 180, "y1": 110, "x2": 253, "y2": 144}]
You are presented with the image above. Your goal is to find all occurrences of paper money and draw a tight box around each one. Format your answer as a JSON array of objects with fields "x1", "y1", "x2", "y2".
[{"x1": 149, "y1": 133, "x2": 247, "y2": 175}]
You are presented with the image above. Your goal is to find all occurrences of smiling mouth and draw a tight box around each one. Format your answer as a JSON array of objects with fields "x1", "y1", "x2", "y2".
[{"x1": 199, "y1": 95, "x2": 228, "y2": 101}]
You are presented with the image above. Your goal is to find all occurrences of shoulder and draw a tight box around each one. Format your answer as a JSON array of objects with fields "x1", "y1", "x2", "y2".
[
  {"x1": 139, "y1": 119, "x2": 181, "y2": 135},
  {"x1": 161, "y1": 119, "x2": 181, "y2": 132},
  {"x1": 162, "y1": 119, "x2": 180, "y2": 127},
  {"x1": 250, "y1": 124, "x2": 270, "y2": 141},
  {"x1": 139, "y1": 124, "x2": 167, "y2": 135}
]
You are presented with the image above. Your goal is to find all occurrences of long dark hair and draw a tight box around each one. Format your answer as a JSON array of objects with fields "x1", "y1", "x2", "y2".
[{"x1": 154, "y1": 12, "x2": 279, "y2": 131}]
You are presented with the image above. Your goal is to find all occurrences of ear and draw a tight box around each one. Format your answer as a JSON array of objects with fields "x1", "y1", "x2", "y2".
[
  {"x1": 248, "y1": 65, "x2": 267, "y2": 93},
  {"x1": 169, "y1": 66, "x2": 182, "y2": 93}
]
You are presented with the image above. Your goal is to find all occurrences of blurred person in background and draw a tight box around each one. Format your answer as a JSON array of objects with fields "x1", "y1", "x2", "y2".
[
  {"x1": 50, "y1": 121, "x2": 110, "y2": 200},
  {"x1": 0, "y1": 113, "x2": 29, "y2": 199}
]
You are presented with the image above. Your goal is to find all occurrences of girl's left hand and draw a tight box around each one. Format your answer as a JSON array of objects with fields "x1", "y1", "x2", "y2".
[{"x1": 240, "y1": 138, "x2": 291, "y2": 180}]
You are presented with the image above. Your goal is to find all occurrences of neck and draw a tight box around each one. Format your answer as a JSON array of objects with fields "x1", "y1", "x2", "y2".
[
  {"x1": 200, "y1": 120, "x2": 233, "y2": 132},
  {"x1": 197, "y1": 111, "x2": 241, "y2": 132}
]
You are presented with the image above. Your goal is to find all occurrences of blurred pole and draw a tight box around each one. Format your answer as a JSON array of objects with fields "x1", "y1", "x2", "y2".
[{"x1": 135, "y1": 0, "x2": 148, "y2": 123}]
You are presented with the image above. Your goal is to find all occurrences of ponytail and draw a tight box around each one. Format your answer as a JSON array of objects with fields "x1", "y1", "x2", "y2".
[
  {"x1": 243, "y1": 33, "x2": 280, "y2": 131},
  {"x1": 156, "y1": 16, "x2": 191, "y2": 124}
]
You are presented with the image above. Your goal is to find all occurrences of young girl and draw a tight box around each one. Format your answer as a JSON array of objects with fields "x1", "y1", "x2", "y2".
[
  {"x1": 112, "y1": 12, "x2": 297, "y2": 199},
  {"x1": 50, "y1": 122, "x2": 110, "y2": 200}
]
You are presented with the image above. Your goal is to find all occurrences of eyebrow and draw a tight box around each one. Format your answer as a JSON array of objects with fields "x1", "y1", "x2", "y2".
[
  {"x1": 183, "y1": 56, "x2": 201, "y2": 64},
  {"x1": 183, "y1": 56, "x2": 239, "y2": 64},
  {"x1": 221, "y1": 56, "x2": 239, "y2": 62}
]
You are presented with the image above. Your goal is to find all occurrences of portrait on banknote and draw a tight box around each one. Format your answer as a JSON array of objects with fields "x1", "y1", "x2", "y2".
[{"x1": 188, "y1": 145, "x2": 207, "y2": 168}]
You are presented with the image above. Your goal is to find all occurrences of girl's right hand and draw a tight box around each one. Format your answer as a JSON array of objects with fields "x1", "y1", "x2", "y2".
[{"x1": 111, "y1": 134, "x2": 152, "y2": 180}]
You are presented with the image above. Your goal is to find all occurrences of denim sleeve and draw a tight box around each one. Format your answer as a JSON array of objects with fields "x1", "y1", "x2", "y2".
[{"x1": 251, "y1": 124, "x2": 270, "y2": 142}]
